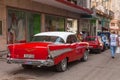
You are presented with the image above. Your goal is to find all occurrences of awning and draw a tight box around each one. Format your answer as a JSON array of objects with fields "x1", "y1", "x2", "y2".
[{"x1": 32, "y1": 0, "x2": 93, "y2": 14}]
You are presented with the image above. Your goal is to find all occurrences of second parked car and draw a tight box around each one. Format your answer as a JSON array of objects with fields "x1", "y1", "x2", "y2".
[{"x1": 83, "y1": 36, "x2": 104, "y2": 53}]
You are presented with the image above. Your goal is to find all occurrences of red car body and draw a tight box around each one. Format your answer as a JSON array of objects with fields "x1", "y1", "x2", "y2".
[
  {"x1": 83, "y1": 36, "x2": 104, "y2": 53},
  {"x1": 7, "y1": 32, "x2": 89, "y2": 71}
]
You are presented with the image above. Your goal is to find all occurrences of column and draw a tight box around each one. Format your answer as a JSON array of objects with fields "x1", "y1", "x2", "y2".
[
  {"x1": 41, "y1": 13, "x2": 45, "y2": 32},
  {"x1": 0, "y1": 0, "x2": 7, "y2": 51},
  {"x1": 96, "y1": 19, "x2": 99, "y2": 35},
  {"x1": 64, "y1": 18, "x2": 67, "y2": 31}
]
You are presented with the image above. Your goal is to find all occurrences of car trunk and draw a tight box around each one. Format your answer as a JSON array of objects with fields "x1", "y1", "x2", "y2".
[
  {"x1": 8, "y1": 42, "x2": 52, "y2": 60},
  {"x1": 88, "y1": 41, "x2": 99, "y2": 48}
]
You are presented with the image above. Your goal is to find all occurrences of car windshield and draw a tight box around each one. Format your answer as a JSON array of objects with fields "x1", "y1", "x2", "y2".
[
  {"x1": 85, "y1": 37, "x2": 96, "y2": 41},
  {"x1": 32, "y1": 36, "x2": 65, "y2": 43}
]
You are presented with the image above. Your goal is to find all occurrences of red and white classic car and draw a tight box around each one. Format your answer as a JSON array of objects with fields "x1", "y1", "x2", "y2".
[{"x1": 7, "y1": 32, "x2": 89, "y2": 72}]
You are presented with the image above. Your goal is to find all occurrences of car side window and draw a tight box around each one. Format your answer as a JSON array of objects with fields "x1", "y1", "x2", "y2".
[
  {"x1": 67, "y1": 36, "x2": 71, "y2": 43},
  {"x1": 55, "y1": 37, "x2": 65, "y2": 43},
  {"x1": 66, "y1": 35, "x2": 77, "y2": 44},
  {"x1": 72, "y1": 35, "x2": 77, "y2": 42}
]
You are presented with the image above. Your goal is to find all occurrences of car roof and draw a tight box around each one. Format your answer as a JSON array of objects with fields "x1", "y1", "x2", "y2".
[{"x1": 34, "y1": 31, "x2": 75, "y2": 42}]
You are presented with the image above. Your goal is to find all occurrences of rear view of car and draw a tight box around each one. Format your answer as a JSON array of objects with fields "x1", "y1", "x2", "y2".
[
  {"x1": 7, "y1": 32, "x2": 89, "y2": 72},
  {"x1": 84, "y1": 36, "x2": 103, "y2": 53}
]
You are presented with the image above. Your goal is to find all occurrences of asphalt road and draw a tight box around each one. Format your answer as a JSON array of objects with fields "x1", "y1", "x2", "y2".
[{"x1": 0, "y1": 49, "x2": 120, "y2": 80}]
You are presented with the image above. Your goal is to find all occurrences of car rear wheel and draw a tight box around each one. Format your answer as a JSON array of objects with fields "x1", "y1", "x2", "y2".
[
  {"x1": 81, "y1": 50, "x2": 89, "y2": 62},
  {"x1": 22, "y1": 64, "x2": 33, "y2": 69},
  {"x1": 56, "y1": 58, "x2": 67, "y2": 72}
]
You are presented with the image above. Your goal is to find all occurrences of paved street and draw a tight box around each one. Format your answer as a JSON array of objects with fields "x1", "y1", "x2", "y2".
[{"x1": 0, "y1": 50, "x2": 120, "y2": 80}]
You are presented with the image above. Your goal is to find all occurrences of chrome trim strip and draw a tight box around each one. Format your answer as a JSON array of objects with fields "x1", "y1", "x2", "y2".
[
  {"x1": 7, "y1": 58, "x2": 54, "y2": 67},
  {"x1": 50, "y1": 48, "x2": 73, "y2": 58}
]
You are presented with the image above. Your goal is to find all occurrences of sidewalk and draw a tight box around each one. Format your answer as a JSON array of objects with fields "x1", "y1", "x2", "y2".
[{"x1": 0, "y1": 50, "x2": 8, "y2": 59}]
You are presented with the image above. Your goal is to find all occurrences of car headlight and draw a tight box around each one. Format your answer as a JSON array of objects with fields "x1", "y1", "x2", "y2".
[{"x1": 100, "y1": 43, "x2": 103, "y2": 46}]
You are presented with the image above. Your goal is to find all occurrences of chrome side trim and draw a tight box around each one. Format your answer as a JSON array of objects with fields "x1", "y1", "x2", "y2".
[{"x1": 50, "y1": 48, "x2": 73, "y2": 58}]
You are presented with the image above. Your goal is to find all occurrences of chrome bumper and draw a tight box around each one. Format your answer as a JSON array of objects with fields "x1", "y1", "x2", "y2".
[{"x1": 7, "y1": 58, "x2": 54, "y2": 67}]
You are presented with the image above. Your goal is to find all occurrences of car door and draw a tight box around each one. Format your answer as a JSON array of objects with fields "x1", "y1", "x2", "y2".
[
  {"x1": 73, "y1": 35, "x2": 83, "y2": 59},
  {"x1": 66, "y1": 35, "x2": 80, "y2": 61}
]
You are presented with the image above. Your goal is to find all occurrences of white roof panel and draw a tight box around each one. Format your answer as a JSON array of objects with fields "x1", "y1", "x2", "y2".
[{"x1": 34, "y1": 32, "x2": 75, "y2": 42}]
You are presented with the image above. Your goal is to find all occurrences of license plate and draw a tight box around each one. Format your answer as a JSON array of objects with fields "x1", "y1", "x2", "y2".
[
  {"x1": 24, "y1": 54, "x2": 34, "y2": 58},
  {"x1": 24, "y1": 61, "x2": 32, "y2": 64}
]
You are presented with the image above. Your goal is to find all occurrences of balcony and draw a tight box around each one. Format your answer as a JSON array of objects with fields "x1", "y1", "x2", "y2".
[
  {"x1": 66, "y1": 0, "x2": 91, "y2": 9},
  {"x1": 109, "y1": 10, "x2": 114, "y2": 18},
  {"x1": 104, "y1": 9, "x2": 109, "y2": 15},
  {"x1": 95, "y1": 5, "x2": 105, "y2": 13}
]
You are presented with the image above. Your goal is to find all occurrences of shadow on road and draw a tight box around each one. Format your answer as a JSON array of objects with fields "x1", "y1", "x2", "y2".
[{"x1": 7, "y1": 60, "x2": 84, "y2": 77}]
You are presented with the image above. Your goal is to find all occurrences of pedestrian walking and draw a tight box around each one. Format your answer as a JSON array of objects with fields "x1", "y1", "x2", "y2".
[{"x1": 110, "y1": 31, "x2": 118, "y2": 58}]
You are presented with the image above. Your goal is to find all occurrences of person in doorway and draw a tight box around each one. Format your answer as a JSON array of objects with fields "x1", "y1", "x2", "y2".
[
  {"x1": 77, "y1": 32, "x2": 83, "y2": 42},
  {"x1": 8, "y1": 28, "x2": 16, "y2": 44},
  {"x1": 110, "y1": 31, "x2": 118, "y2": 59}
]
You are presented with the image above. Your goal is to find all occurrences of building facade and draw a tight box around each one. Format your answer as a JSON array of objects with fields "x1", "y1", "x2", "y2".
[
  {"x1": 110, "y1": 0, "x2": 120, "y2": 34},
  {"x1": 0, "y1": 0, "x2": 92, "y2": 51},
  {"x1": 91, "y1": 0, "x2": 114, "y2": 35}
]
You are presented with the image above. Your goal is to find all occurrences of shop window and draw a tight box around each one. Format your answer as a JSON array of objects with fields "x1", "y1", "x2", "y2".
[
  {"x1": 45, "y1": 15, "x2": 65, "y2": 31},
  {"x1": 67, "y1": 18, "x2": 78, "y2": 33},
  {"x1": 8, "y1": 9, "x2": 41, "y2": 43},
  {"x1": 0, "y1": 21, "x2": 2, "y2": 35},
  {"x1": 27, "y1": 13, "x2": 41, "y2": 41},
  {"x1": 8, "y1": 9, "x2": 26, "y2": 43}
]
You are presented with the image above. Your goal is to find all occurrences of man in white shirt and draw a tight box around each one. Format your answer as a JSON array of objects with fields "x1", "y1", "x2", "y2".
[{"x1": 110, "y1": 31, "x2": 118, "y2": 58}]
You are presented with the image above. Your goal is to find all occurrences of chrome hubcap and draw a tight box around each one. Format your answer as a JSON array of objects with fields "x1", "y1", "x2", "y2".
[
  {"x1": 84, "y1": 51, "x2": 88, "y2": 60},
  {"x1": 61, "y1": 59, "x2": 67, "y2": 70}
]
